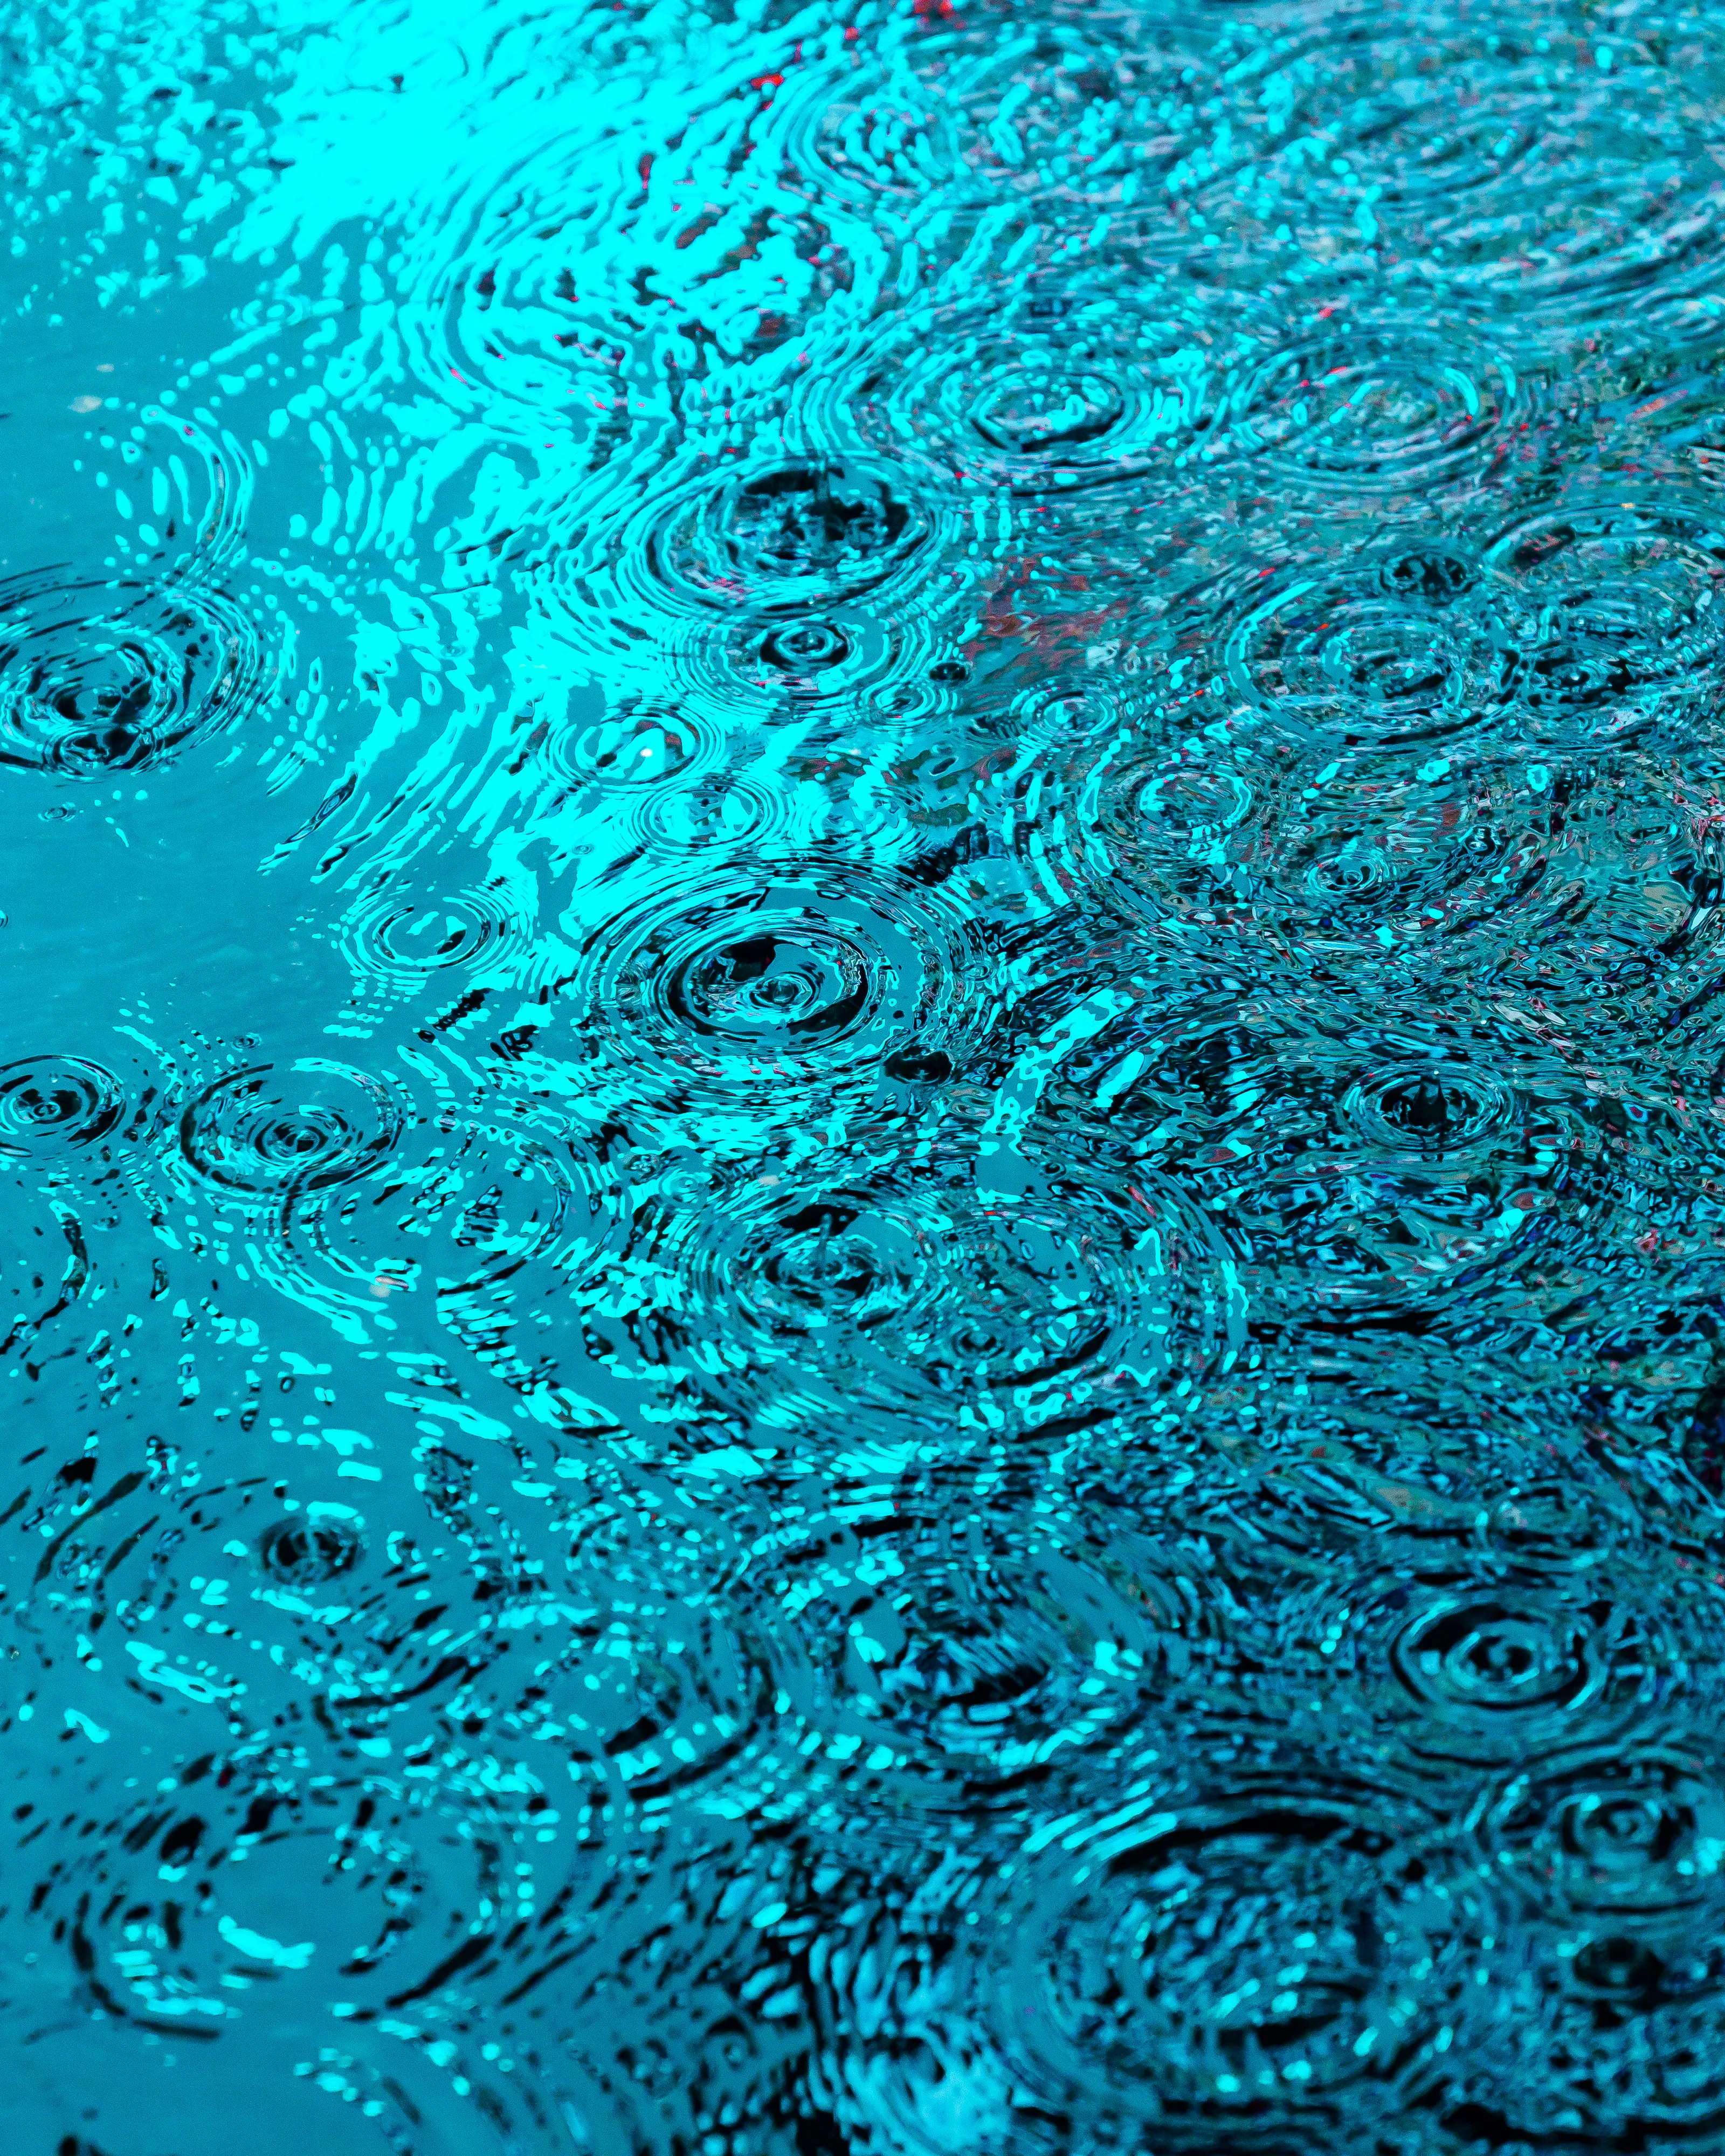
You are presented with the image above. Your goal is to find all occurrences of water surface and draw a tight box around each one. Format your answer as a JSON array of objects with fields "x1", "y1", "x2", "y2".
[{"x1": 7, "y1": 2, "x2": 1725, "y2": 2151}]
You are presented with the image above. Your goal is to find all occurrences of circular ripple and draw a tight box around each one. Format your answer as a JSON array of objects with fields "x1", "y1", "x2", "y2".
[
  {"x1": 472, "y1": 1581, "x2": 769, "y2": 1807},
  {"x1": 591, "y1": 1132, "x2": 1240, "y2": 1434},
  {"x1": 178, "y1": 1061, "x2": 405, "y2": 1199},
  {"x1": 280, "y1": 1117, "x2": 622, "y2": 1353},
  {"x1": 1251, "y1": 1072, "x2": 1564, "y2": 1315},
  {"x1": 579, "y1": 863, "x2": 973, "y2": 1101},
  {"x1": 1210, "y1": 16, "x2": 1725, "y2": 343},
  {"x1": 1210, "y1": 317, "x2": 1527, "y2": 497},
  {"x1": 1190, "y1": 1378, "x2": 1585, "y2": 1569},
  {"x1": 0, "y1": 1055, "x2": 126, "y2": 1158},
  {"x1": 622, "y1": 453, "x2": 937, "y2": 623},
  {"x1": 985, "y1": 1795, "x2": 1472, "y2": 2141},
  {"x1": 395, "y1": 116, "x2": 657, "y2": 428},
  {"x1": 944, "y1": 13, "x2": 1212, "y2": 209},
  {"x1": 1341, "y1": 1058, "x2": 1517, "y2": 1160},
  {"x1": 1102, "y1": 739, "x2": 1725, "y2": 996},
  {"x1": 1227, "y1": 743, "x2": 1590, "y2": 960},
  {"x1": 543, "y1": 700, "x2": 704, "y2": 794},
  {"x1": 258, "y1": 1513, "x2": 364, "y2": 1588},
  {"x1": 25, "y1": 1449, "x2": 512, "y2": 1750},
  {"x1": 33, "y1": 1767, "x2": 534, "y2": 2032},
  {"x1": 1482, "y1": 490, "x2": 1725, "y2": 745},
  {"x1": 1478, "y1": 1744, "x2": 1725, "y2": 1929},
  {"x1": 770, "y1": 49, "x2": 952, "y2": 205},
  {"x1": 216, "y1": 1475, "x2": 535, "y2": 1750},
  {"x1": 822, "y1": 275, "x2": 1252, "y2": 495},
  {"x1": 673, "y1": 603, "x2": 932, "y2": 730},
  {"x1": 1219, "y1": 546, "x2": 1501, "y2": 748},
  {"x1": 1305, "y1": 1563, "x2": 1700, "y2": 1773},
  {"x1": 339, "y1": 884, "x2": 527, "y2": 991},
  {"x1": 1467, "y1": 1736, "x2": 1725, "y2": 2141},
  {"x1": 281, "y1": 1536, "x2": 514, "y2": 1749},
  {"x1": 1018, "y1": 727, "x2": 1268, "y2": 934},
  {"x1": 1395, "y1": 1590, "x2": 1603, "y2": 1729},
  {"x1": 0, "y1": 572, "x2": 270, "y2": 779},
  {"x1": 536, "y1": 694, "x2": 737, "y2": 861},
  {"x1": 1062, "y1": 1004, "x2": 1568, "y2": 1317}
]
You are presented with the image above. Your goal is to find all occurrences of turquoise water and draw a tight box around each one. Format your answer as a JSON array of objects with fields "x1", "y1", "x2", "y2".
[{"x1": 8, "y1": 1, "x2": 1725, "y2": 2149}]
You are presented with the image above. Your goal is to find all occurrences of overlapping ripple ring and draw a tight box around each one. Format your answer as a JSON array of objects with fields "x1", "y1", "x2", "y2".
[
  {"x1": 0, "y1": 1054, "x2": 126, "y2": 1157},
  {"x1": 595, "y1": 448, "x2": 950, "y2": 639},
  {"x1": 765, "y1": 45, "x2": 952, "y2": 208},
  {"x1": 1210, "y1": 316, "x2": 1529, "y2": 497},
  {"x1": 177, "y1": 1060, "x2": 405, "y2": 1199},
  {"x1": 1480, "y1": 488, "x2": 1725, "y2": 744},
  {"x1": 279, "y1": 1118, "x2": 623, "y2": 1338},
  {"x1": 25, "y1": 2, "x2": 1725, "y2": 2151},
  {"x1": 593, "y1": 1135, "x2": 1241, "y2": 1430},
  {"x1": 0, "y1": 571, "x2": 272, "y2": 780},
  {"x1": 811, "y1": 274, "x2": 1257, "y2": 495},
  {"x1": 758, "y1": 1512, "x2": 1241, "y2": 1809},
  {"x1": 33, "y1": 1766, "x2": 535, "y2": 2031},
  {"x1": 575, "y1": 860, "x2": 976, "y2": 1097}
]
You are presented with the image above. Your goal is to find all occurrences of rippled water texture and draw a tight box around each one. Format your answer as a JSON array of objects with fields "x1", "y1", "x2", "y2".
[{"x1": 14, "y1": 1, "x2": 1725, "y2": 2151}]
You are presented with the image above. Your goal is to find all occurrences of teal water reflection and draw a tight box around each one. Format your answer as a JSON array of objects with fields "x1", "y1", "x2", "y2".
[{"x1": 8, "y1": 3, "x2": 1725, "y2": 2151}]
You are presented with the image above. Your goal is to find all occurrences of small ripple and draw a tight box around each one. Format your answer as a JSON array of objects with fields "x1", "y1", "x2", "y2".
[
  {"x1": 1340, "y1": 1057, "x2": 1518, "y2": 1161},
  {"x1": 1219, "y1": 13, "x2": 1725, "y2": 341},
  {"x1": 1211, "y1": 315, "x2": 1528, "y2": 499},
  {"x1": 0, "y1": 1055, "x2": 127, "y2": 1158},
  {"x1": 603, "y1": 450, "x2": 947, "y2": 632},
  {"x1": 1062, "y1": 1003, "x2": 1572, "y2": 1318},
  {"x1": 574, "y1": 861, "x2": 976, "y2": 1108},
  {"x1": 178, "y1": 1060, "x2": 405, "y2": 1199},
  {"x1": 258, "y1": 1511, "x2": 363, "y2": 1588},
  {"x1": 339, "y1": 882, "x2": 529, "y2": 993},
  {"x1": 0, "y1": 572, "x2": 272, "y2": 780},
  {"x1": 1192, "y1": 1378, "x2": 1598, "y2": 1568},
  {"x1": 541, "y1": 700, "x2": 707, "y2": 797},
  {"x1": 1481, "y1": 487, "x2": 1725, "y2": 744},
  {"x1": 418, "y1": 160, "x2": 645, "y2": 424},
  {"x1": 817, "y1": 274, "x2": 1248, "y2": 496},
  {"x1": 472, "y1": 1580, "x2": 769, "y2": 1808},
  {"x1": 1220, "y1": 742, "x2": 1590, "y2": 964},
  {"x1": 1000, "y1": 1800, "x2": 1471, "y2": 2136},
  {"x1": 1098, "y1": 738, "x2": 1725, "y2": 991},
  {"x1": 665, "y1": 603, "x2": 934, "y2": 733},
  {"x1": 1476, "y1": 1742, "x2": 1725, "y2": 1930},
  {"x1": 534, "y1": 694, "x2": 760, "y2": 865}
]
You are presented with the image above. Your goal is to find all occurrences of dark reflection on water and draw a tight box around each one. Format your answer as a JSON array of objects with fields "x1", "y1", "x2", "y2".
[{"x1": 7, "y1": 1, "x2": 1725, "y2": 2151}]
